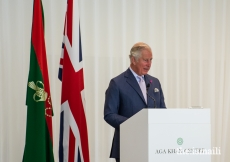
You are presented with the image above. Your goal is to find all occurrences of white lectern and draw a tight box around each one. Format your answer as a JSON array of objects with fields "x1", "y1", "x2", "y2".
[{"x1": 120, "y1": 109, "x2": 211, "y2": 162}]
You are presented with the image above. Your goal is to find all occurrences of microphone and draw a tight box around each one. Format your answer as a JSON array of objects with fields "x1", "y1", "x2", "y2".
[
  {"x1": 146, "y1": 83, "x2": 156, "y2": 108},
  {"x1": 146, "y1": 83, "x2": 150, "y2": 91}
]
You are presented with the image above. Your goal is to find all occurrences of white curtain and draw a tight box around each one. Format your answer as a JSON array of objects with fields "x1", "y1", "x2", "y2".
[{"x1": 0, "y1": 0, "x2": 229, "y2": 162}]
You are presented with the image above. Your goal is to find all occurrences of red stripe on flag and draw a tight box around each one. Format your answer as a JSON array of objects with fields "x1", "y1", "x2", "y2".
[
  {"x1": 31, "y1": 0, "x2": 53, "y2": 142},
  {"x1": 60, "y1": 58, "x2": 63, "y2": 66}
]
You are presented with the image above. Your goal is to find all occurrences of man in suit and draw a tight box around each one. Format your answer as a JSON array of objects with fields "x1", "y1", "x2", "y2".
[{"x1": 104, "y1": 42, "x2": 166, "y2": 162}]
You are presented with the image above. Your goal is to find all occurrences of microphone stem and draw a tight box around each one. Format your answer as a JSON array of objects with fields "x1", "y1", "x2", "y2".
[{"x1": 147, "y1": 93, "x2": 156, "y2": 108}]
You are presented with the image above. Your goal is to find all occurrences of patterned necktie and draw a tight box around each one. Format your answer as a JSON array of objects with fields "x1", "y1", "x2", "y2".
[{"x1": 138, "y1": 76, "x2": 147, "y2": 103}]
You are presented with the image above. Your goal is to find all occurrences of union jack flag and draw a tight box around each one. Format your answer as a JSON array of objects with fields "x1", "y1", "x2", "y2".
[{"x1": 58, "y1": 0, "x2": 90, "y2": 161}]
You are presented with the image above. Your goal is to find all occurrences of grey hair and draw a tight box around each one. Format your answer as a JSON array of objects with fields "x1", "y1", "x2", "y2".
[{"x1": 129, "y1": 42, "x2": 152, "y2": 61}]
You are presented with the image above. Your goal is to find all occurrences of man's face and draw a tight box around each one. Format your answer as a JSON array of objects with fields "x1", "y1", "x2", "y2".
[{"x1": 131, "y1": 49, "x2": 152, "y2": 76}]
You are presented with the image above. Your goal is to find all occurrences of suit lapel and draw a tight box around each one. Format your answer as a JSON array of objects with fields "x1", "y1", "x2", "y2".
[{"x1": 125, "y1": 68, "x2": 147, "y2": 105}]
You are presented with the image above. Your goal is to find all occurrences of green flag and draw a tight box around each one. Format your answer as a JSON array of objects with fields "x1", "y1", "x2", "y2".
[{"x1": 23, "y1": 0, "x2": 54, "y2": 161}]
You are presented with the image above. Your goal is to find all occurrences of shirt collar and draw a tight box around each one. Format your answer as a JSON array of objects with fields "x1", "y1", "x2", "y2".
[{"x1": 129, "y1": 67, "x2": 144, "y2": 82}]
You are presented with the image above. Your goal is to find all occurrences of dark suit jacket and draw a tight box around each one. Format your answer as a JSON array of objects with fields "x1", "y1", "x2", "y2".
[{"x1": 104, "y1": 68, "x2": 166, "y2": 158}]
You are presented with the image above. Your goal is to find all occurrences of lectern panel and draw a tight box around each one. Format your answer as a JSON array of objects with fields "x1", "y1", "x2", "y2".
[{"x1": 120, "y1": 109, "x2": 211, "y2": 162}]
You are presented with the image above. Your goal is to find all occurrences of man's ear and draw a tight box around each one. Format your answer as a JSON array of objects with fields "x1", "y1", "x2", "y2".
[{"x1": 131, "y1": 57, "x2": 136, "y2": 65}]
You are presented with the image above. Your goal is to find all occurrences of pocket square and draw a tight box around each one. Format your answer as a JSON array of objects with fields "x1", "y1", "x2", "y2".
[{"x1": 154, "y1": 88, "x2": 159, "y2": 92}]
